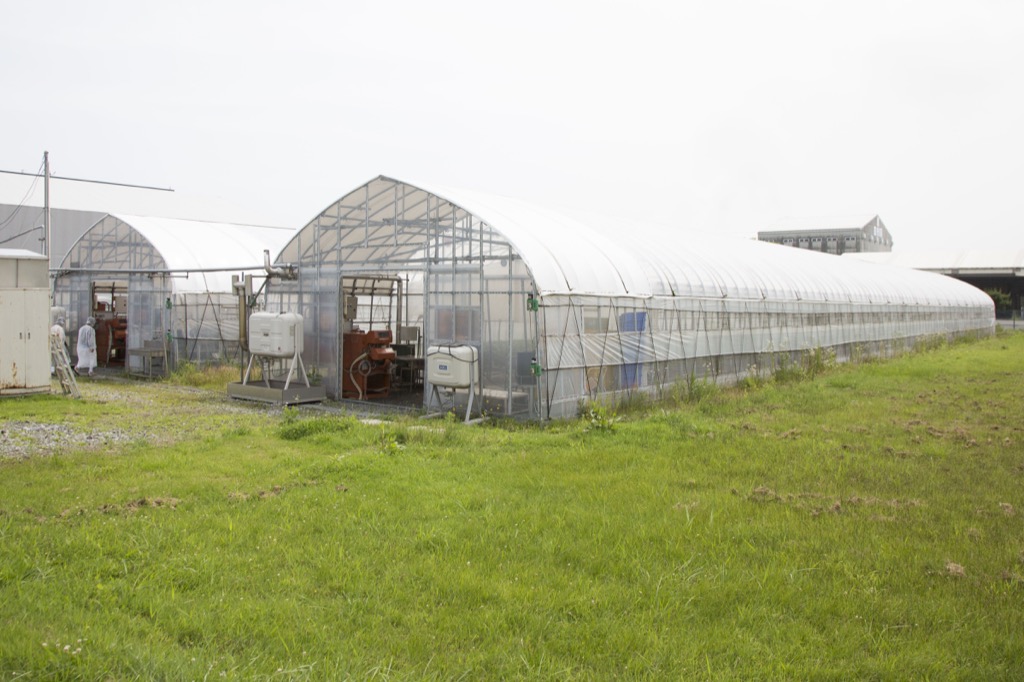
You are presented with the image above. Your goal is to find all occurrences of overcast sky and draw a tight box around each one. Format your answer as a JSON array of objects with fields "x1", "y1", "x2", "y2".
[{"x1": 3, "y1": 0, "x2": 1023, "y2": 251}]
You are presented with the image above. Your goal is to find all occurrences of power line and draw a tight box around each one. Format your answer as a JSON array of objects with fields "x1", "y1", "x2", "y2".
[
  {"x1": 0, "y1": 157, "x2": 45, "y2": 230},
  {"x1": 0, "y1": 222, "x2": 45, "y2": 246}
]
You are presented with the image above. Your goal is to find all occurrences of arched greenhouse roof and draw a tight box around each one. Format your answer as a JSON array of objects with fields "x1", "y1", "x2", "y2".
[
  {"x1": 281, "y1": 175, "x2": 992, "y2": 309},
  {"x1": 60, "y1": 214, "x2": 296, "y2": 293}
]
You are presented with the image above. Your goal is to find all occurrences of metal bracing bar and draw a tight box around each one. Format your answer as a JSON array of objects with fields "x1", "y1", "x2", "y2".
[
  {"x1": 449, "y1": 202, "x2": 457, "y2": 325},
  {"x1": 54, "y1": 265, "x2": 275, "y2": 276},
  {"x1": 340, "y1": 254, "x2": 520, "y2": 270},
  {"x1": 314, "y1": 215, "x2": 322, "y2": 282},
  {"x1": 325, "y1": 178, "x2": 426, "y2": 224},
  {"x1": 354, "y1": 216, "x2": 420, "y2": 253},
  {"x1": 342, "y1": 226, "x2": 512, "y2": 264},
  {"x1": 321, "y1": 213, "x2": 511, "y2": 267},
  {"x1": 325, "y1": 184, "x2": 438, "y2": 232},
  {"x1": 394, "y1": 184, "x2": 400, "y2": 247},
  {"x1": 505, "y1": 255, "x2": 514, "y2": 416},
  {"x1": 430, "y1": 194, "x2": 439, "y2": 264}
]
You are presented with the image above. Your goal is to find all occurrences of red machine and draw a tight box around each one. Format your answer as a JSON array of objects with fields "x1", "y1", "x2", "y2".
[{"x1": 342, "y1": 330, "x2": 396, "y2": 399}]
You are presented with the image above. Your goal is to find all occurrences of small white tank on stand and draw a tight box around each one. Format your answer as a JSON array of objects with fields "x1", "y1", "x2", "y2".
[
  {"x1": 244, "y1": 312, "x2": 306, "y2": 388},
  {"x1": 426, "y1": 344, "x2": 480, "y2": 422},
  {"x1": 227, "y1": 312, "x2": 326, "y2": 405}
]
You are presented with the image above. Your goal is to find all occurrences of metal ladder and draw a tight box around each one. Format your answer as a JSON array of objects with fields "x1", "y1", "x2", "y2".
[{"x1": 50, "y1": 335, "x2": 81, "y2": 399}]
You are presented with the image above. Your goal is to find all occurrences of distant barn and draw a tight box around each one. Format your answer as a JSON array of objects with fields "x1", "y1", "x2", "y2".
[{"x1": 759, "y1": 215, "x2": 893, "y2": 254}]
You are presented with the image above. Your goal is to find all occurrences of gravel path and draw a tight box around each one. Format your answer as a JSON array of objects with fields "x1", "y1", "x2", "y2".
[
  {"x1": 0, "y1": 421, "x2": 138, "y2": 460},
  {"x1": 1, "y1": 379, "x2": 281, "y2": 460}
]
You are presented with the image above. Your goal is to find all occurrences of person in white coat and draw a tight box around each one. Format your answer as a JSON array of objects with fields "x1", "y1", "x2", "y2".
[
  {"x1": 49, "y1": 317, "x2": 67, "y2": 375},
  {"x1": 75, "y1": 317, "x2": 98, "y2": 377}
]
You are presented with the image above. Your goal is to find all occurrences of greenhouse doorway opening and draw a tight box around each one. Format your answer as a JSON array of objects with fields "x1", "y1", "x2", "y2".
[
  {"x1": 338, "y1": 274, "x2": 426, "y2": 408},
  {"x1": 89, "y1": 279, "x2": 128, "y2": 367}
]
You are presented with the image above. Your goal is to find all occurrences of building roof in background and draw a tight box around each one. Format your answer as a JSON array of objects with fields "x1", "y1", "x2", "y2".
[
  {"x1": 0, "y1": 248, "x2": 47, "y2": 260},
  {"x1": 762, "y1": 215, "x2": 881, "y2": 232},
  {"x1": 847, "y1": 250, "x2": 1024, "y2": 276}
]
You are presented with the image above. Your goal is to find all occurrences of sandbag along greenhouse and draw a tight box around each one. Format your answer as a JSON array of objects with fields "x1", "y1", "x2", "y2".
[{"x1": 268, "y1": 176, "x2": 995, "y2": 419}]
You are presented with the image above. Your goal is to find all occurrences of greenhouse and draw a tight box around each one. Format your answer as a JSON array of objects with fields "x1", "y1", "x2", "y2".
[
  {"x1": 268, "y1": 175, "x2": 995, "y2": 419},
  {"x1": 54, "y1": 214, "x2": 294, "y2": 373}
]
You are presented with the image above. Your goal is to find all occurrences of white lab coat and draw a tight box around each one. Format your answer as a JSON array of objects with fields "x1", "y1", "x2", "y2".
[{"x1": 76, "y1": 324, "x2": 97, "y2": 373}]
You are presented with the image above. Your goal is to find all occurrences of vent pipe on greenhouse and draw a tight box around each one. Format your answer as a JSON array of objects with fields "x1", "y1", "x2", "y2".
[{"x1": 263, "y1": 250, "x2": 297, "y2": 280}]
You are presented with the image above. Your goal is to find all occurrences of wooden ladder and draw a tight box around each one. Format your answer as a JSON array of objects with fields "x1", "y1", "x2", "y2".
[{"x1": 50, "y1": 335, "x2": 81, "y2": 399}]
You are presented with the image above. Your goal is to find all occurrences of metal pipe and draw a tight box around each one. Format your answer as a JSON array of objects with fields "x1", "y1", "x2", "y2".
[
  {"x1": 396, "y1": 278, "x2": 403, "y2": 339},
  {"x1": 232, "y1": 274, "x2": 252, "y2": 352},
  {"x1": 264, "y1": 249, "x2": 297, "y2": 279},
  {"x1": 54, "y1": 265, "x2": 271, "y2": 275}
]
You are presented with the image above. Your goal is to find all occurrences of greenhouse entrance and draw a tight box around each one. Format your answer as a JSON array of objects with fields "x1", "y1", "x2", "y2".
[
  {"x1": 90, "y1": 280, "x2": 129, "y2": 367},
  {"x1": 269, "y1": 178, "x2": 544, "y2": 417},
  {"x1": 330, "y1": 264, "x2": 540, "y2": 417},
  {"x1": 338, "y1": 274, "x2": 418, "y2": 404}
]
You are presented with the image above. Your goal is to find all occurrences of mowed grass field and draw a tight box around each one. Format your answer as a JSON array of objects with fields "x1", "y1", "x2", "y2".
[{"x1": 1, "y1": 333, "x2": 1023, "y2": 680}]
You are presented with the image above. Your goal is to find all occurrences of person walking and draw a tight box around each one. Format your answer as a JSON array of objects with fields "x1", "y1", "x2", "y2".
[{"x1": 75, "y1": 317, "x2": 98, "y2": 377}]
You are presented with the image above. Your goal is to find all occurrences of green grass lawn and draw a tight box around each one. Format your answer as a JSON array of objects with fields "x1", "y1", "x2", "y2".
[{"x1": 2, "y1": 334, "x2": 1023, "y2": 680}]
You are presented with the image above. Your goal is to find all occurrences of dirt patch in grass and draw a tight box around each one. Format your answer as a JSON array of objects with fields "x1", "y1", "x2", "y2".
[
  {"x1": 226, "y1": 480, "x2": 328, "y2": 503},
  {"x1": 45, "y1": 497, "x2": 182, "y2": 520},
  {"x1": 945, "y1": 561, "x2": 966, "y2": 578},
  {"x1": 747, "y1": 486, "x2": 925, "y2": 516}
]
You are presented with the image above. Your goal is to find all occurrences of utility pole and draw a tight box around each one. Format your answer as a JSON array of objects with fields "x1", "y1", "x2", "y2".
[{"x1": 43, "y1": 150, "x2": 51, "y2": 260}]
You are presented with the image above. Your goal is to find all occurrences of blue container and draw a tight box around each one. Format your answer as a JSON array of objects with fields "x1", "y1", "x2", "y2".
[{"x1": 619, "y1": 312, "x2": 647, "y2": 388}]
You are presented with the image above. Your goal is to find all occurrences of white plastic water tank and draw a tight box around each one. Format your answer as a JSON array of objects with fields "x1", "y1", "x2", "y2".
[
  {"x1": 249, "y1": 312, "x2": 304, "y2": 358},
  {"x1": 427, "y1": 345, "x2": 479, "y2": 388}
]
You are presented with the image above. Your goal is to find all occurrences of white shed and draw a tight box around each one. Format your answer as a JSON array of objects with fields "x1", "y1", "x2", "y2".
[{"x1": 0, "y1": 249, "x2": 50, "y2": 396}]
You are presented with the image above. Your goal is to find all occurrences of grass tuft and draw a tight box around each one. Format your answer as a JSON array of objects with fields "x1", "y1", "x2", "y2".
[{"x1": 278, "y1": 413, "x2": 358, "y2": 441}]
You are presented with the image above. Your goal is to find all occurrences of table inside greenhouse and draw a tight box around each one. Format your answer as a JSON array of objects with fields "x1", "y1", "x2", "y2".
[{"x1": 127, "y1": 345, "x2": 167, "y2": 378}]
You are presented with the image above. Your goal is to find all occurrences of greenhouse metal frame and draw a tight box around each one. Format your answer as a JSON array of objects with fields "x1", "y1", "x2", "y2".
[{"x1": 270, "y1": 176, "x2": 995, "y2": 419}]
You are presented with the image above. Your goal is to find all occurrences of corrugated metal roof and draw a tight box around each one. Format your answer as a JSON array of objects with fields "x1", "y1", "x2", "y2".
[
  {"x1": 0, "y1": 248, "x2": 47, "y2": 260},
  {"x1": 846, "y1": 250, "x2": 1024, "y2": 273},
  {"x1": 764, "y1": 215, "x2": 879, "y2": 232}
]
